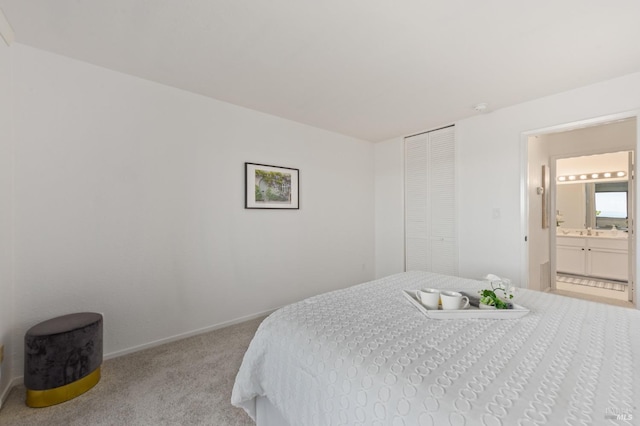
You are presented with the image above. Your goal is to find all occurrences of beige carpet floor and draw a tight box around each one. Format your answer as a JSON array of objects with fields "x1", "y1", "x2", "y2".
[{"x1": 0, "y1": 316, "x2": 266, "y2": 426}]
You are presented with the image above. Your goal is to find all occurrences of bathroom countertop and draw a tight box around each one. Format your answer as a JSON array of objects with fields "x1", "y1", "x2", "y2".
[{"x1": 556, "y1": 232, "x2": 628, "y2": 239}]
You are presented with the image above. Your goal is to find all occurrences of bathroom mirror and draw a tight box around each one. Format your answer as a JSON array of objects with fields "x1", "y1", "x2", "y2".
[{"x1": 556, "y1": 181, "x2": 628, "y2": 230}]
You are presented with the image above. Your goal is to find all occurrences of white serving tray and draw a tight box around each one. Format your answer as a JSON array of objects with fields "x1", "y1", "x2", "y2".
[{"x1": 403, "y1": 289, "x2": 530, "y2": 320}]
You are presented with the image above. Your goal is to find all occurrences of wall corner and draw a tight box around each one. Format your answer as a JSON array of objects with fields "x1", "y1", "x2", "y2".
[{"x1": 0, "y1": 7, "x2": 15, "y2": 46}]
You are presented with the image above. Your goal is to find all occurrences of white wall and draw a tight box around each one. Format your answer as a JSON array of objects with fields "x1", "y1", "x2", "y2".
[
  {"x1": 374, "y1": 136, "x2": 404, "y2": 278},
  {"x1": 459, "y1": 74, "x2": 640, "y2": 286},
  {"x1": 9, "y1": 44, "x2": 375, "y2": 378},
  {"x1": 375, "y1": 72, "x2": 640, "y2": 291},
  {"x1": 0, "y1": 35, "x2": 14, "y2": 404}
]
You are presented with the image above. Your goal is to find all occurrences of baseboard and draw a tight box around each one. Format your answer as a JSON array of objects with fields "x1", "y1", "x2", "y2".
[
  {"x1": 104, "y1": 308, "x2": 277, "y2": 361},
  {"x1": 0, "y1": 377, "x2": 22, "y2": 410},
  {"x1": 0, "y1": 309, "x2": 277, "y2": 408}
]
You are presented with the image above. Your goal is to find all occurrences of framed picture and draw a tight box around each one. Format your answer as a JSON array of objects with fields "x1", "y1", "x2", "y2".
[{"x1": 245, "y1": 163, "x2": 299, "y2": 209}]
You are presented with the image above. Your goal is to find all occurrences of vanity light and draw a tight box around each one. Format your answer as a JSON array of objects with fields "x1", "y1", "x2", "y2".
[{"x1": 557, "y1": 171, "x2": 627, "y2": 183}]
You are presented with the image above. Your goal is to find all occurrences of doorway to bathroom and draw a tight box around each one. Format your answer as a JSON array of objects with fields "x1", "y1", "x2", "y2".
[
  {"x1": 526, "y1": 115, "x2": 637, "y2": 307},
  {"x1": 555, "y1": 151, "x2": 633, "y2": 303}
]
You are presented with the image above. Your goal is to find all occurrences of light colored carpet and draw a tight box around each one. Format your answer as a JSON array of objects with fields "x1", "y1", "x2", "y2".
[{"x1": 0, "y1": 316, "x2": 265, "y2": 426}]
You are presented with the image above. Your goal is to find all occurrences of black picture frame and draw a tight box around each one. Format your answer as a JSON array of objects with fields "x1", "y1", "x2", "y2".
[{"x1": 245, "y1": 162, "x2": 300, "y2": 209}]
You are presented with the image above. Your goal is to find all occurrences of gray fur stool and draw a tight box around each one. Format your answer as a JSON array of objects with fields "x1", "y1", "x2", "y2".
[{"x1": 24, "y1": 312, "x2": 103, "y2": 407}]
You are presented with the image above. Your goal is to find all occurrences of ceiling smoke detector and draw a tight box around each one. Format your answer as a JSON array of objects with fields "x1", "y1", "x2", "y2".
[{"x1": 473, "y1": 103, "x2": 489, "y2": 113}]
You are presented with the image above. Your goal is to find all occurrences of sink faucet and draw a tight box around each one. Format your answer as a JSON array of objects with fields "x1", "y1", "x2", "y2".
[{"x1": 587, "y1": 227, "x2": 592, "y2": 236}]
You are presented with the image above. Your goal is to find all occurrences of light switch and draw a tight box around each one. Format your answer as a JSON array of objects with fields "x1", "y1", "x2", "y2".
[{"x1": 492, "y1": 208, "x2": 501, "y2": 219}]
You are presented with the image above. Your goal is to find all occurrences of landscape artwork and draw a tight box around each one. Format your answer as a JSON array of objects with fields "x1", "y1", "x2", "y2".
[{"x1": 245, "y1": 163, "x2": 299, "y2": 209}]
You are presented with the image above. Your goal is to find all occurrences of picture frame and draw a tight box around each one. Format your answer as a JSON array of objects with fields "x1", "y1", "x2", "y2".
[{"x1": 245, "y1": 162, "x2": 299, "y2": 209}]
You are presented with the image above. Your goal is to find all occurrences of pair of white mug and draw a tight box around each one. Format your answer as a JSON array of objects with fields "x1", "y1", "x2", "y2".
[{"x1": 417, "y1": 288, "x2": 469, "y2": 310}]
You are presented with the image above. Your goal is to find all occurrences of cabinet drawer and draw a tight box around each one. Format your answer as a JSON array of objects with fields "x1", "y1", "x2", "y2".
[{"x1": 588, "y1": 238, "x2": 628, "y2": 251}]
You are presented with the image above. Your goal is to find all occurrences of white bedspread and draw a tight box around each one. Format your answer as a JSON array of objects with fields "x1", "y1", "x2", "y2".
[{"x1": 231, "y1": 271, "x2": 639, "y2": 425}]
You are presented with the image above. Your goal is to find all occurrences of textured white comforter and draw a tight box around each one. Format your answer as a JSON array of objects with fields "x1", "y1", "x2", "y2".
[{"x1": 231, "y1": 271, "x2": 639, "y2": 425}]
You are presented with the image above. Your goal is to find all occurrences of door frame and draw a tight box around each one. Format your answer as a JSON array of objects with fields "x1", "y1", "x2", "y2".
[{"x1": 520, "y1": 110, "x2": 640, "y2": 308}]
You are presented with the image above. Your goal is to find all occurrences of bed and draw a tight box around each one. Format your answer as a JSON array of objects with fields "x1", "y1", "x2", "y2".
[{"x1": 231, "y1": 271, "x2": 639, "y2": 425}]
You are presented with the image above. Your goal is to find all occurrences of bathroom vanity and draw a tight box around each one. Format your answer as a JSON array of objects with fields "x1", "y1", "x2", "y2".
[{"x1": 557, "y1": 234, "x2": 628, "y2": 281}]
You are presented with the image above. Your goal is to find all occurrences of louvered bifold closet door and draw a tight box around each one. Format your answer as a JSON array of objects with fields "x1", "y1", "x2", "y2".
[
  {"x1": 405, "y1": 126, "x2": 458, "y2": 275},
  {"x1": 405, "y1": 132, "x2": 430, "y2": 271}
]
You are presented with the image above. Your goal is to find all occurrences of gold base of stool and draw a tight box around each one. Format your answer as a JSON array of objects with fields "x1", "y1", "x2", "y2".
[{"x1": 26, "y1": 367, "x2": 101, "y2": 408}]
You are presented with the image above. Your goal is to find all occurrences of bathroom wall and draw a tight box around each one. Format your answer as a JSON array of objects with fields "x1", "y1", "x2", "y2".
[
  {"x1": 545, "y1": 121, "x2": 636, "y2": 233},
  {"x1": 544, "y1": 119, "x2": 636, "y2": 159},
  {"x1": 527, "y1": 136, "x2": 551, "y2": 291}
]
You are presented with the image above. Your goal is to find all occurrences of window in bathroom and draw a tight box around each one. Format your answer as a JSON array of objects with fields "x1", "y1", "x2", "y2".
[
  {"x1": 595, "y1": 192, "x2": 627, "y2": 218},
  {"x1": 593, "y1": 182, "x2": 628, "y2": 229}
]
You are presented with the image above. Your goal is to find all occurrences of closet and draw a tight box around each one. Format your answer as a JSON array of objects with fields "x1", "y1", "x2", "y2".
[{"x1": 404, "y1": 126, "x2": 458, "y2": 274}]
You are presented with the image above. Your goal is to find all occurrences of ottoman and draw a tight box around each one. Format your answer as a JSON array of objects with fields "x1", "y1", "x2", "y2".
[{"x1": 24, "y1": 312, "x2": 103, "y2": 407}]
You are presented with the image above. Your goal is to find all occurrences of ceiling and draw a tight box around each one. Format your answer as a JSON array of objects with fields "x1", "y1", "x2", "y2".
[{"x1": 1, "y1": 1, "x2": 640, "y2": 142}]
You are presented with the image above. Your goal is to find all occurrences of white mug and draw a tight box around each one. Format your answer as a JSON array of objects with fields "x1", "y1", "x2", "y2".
[
  {"x1": 440, "y1": 291, "x2": 470, "y2": 310},
  {"x1": 416, "y1": 288, "x2": 440, "y2": 310}
]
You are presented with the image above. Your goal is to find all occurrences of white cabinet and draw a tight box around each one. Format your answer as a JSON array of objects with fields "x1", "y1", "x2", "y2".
[
  {"x1": 557, "y1": 246, "x2": 586, "y2": 276},
  {"x1": 589, "y1": 238, "x2": 629, "y2": 281},
  {"x1": 557, "y1": 237, "x2": 628, "y2": 281}
]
